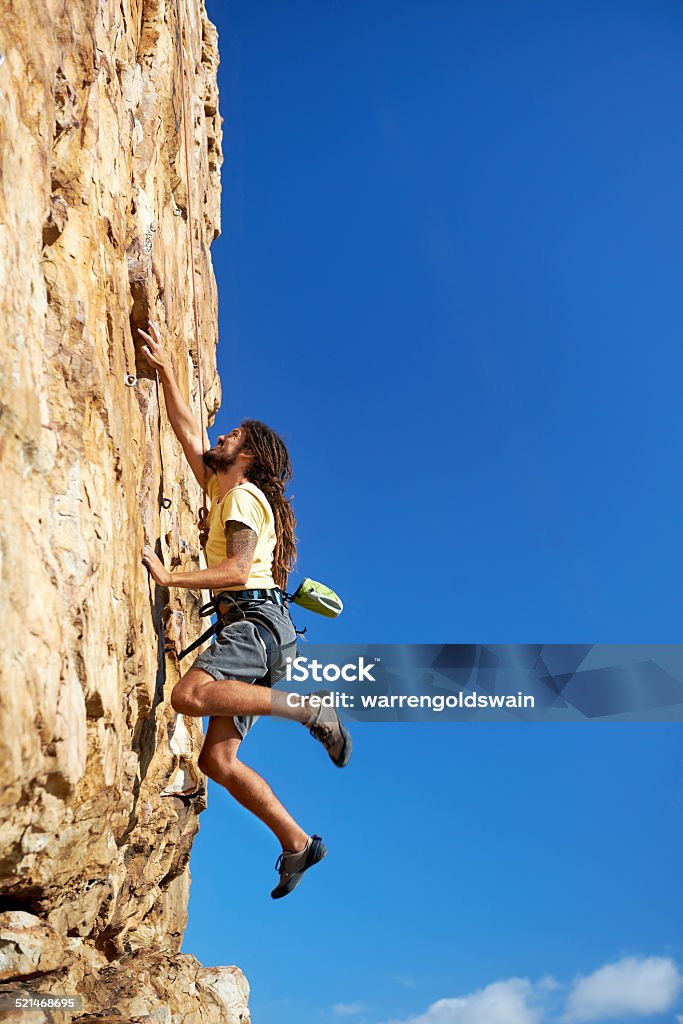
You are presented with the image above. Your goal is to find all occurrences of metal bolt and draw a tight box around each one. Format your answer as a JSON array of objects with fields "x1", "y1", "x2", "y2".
[
  {"x1": 161, "y1": 497, "x2": 172, "y2": 509},
  {"x1": 124, "y1": 373, "x2": 137, "y2": 387}
]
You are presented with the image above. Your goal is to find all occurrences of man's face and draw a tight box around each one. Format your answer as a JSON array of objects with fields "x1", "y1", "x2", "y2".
[{"x1": 203, "y1": 427, "x2": 245, "y2": 472}]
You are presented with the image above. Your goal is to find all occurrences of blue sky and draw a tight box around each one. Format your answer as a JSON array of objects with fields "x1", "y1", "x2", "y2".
[{"x1": 183, "y1": 3, "x2": 683, "y2": 1022}]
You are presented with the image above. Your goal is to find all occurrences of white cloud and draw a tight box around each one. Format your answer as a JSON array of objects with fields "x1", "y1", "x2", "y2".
[
  {"x1": 536, "y1": 975, "x2": 562, "y2": 993},
  {"x1": 334, "y1": 1003, "x2": 365, "y2": 1017},
  {"x1": 393, "y1": 977, "x2": 416, "y2": 989},
  {"x1": 379, "y1": 978, "x2": 544, "y2": 1024},
  {"x1": 377, "y1": 957, "x2": 683, "y2": 1024},
  {"x1": 563, "y1": 956, "x2": 683, "y2": 1022}
]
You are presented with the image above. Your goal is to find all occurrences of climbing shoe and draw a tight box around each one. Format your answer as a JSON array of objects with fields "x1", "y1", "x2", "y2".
[
  {"x1": 271, "y1": 835, "x2": 328, "y2": 899},
  {"x1": 304, "y1": 690, "x2": 352, "y2": 768}
]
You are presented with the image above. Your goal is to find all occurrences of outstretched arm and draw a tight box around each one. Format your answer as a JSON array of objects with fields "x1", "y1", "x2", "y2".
[
  {"x1": 137, "y1": 320, "x2": 210, "y2": 489},
  {"x1": 143, "y1": 521, "x2": 257, "y2": 589}
]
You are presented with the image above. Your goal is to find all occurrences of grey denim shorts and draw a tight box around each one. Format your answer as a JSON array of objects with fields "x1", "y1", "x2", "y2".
[{"x1": 192, "y1": 600, "x2": 298, "y2": 739}]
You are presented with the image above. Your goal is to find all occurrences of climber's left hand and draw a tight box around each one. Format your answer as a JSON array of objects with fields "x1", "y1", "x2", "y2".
[{"x1": 143, "y1": 545, "x2": 172, "y2": 587}]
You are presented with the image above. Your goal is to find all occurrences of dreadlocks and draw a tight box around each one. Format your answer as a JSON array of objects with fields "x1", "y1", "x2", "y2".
[{"x1": 240, "y1": 420, "x2": 297, "y2": 591}]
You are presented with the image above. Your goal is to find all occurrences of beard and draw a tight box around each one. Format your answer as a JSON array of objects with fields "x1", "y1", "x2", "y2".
[{"x1": 203, "y1": 445, "x2": 239, "y2": 473}]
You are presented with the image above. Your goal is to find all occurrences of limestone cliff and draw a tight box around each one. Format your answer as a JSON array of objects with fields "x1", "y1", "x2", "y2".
[{"x1": 0, "y1": 1, "x2": 248, "y2": 1020}]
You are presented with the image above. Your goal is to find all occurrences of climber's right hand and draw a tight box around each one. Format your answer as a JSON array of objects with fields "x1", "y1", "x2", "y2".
[{"x1": 138, "y1": 320, "x2": 172, "y2": 376}]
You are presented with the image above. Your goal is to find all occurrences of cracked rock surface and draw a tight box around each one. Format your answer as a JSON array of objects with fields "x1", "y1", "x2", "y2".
[{"x1": 0, "y1": 1, "x2": 247, "y2": 1020}]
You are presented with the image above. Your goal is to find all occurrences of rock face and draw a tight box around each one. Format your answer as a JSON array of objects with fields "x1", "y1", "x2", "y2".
[{"x1": 0, "y1": 1, "x2": 247, "y2": 1020}]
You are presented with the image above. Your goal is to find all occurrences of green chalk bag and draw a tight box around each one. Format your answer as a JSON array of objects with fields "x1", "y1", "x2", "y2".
[{"x1": 287, "y1": 578, "x2": 343, "y2": 618}]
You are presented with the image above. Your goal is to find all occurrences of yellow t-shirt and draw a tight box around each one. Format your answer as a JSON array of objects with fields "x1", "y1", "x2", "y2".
[{"x1": 204, "y1": 475, "x2": 277, "y2": 589}]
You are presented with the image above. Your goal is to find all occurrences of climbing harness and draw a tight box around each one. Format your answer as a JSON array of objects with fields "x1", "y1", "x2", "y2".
[
  {"x1": 178, "y1": 589, "x2": 294, "y2": 678},
  {"x1": 176, "y1": 0, "x2": 209, "y2": 548},
  {"x1": 177, "y1": 579, "x2": 343, "y2": 661}
]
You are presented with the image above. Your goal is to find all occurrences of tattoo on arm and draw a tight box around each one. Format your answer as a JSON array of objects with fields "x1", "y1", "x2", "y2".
[{"x1": 224, "y1": 520, "x2": 257, "y2": 580}]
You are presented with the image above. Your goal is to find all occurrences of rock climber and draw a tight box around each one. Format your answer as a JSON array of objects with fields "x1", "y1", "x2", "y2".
[{"x1": 137, "y1": 321, "x2": 351, "y2": 899}]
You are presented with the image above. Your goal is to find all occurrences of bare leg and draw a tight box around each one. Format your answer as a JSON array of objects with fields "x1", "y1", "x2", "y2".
[
  {"x1": 198, "y1": 715, "x2": 309, "y2": 852},
  {"x1": 171, "y1": 667, "x2": 313, "y2": 720}
]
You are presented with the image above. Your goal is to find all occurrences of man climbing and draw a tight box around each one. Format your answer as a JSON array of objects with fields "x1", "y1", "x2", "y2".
[{"x1": 137, "y1": 321, "x2": 351, "y2": 899}]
